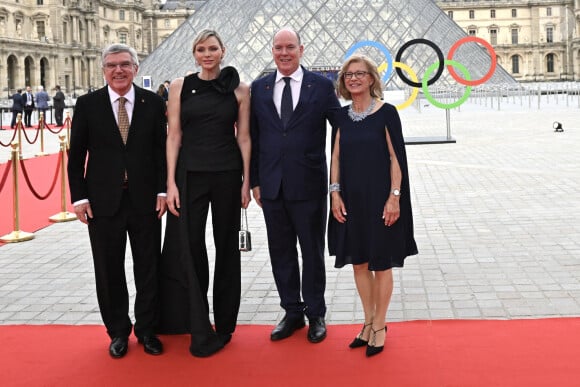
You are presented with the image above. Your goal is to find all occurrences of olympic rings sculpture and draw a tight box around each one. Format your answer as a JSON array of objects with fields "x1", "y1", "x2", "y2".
[{"x1": 344, "y1": 36, "x2": 497, "y2": 109}]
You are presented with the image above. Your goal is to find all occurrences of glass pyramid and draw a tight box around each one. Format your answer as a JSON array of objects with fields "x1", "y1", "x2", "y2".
[{"x1": 138, "y1": 0, "x2": 515, "y2": 89}]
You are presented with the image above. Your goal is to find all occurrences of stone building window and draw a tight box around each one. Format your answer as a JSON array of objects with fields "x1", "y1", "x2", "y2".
[
  {"x1": 511, "y1": 9, "x2": 517, "y2": 18},
  {"x1": 511, "y1": 56, "x2": 519, "y2": 74},
  {"x1": 119, "y1": 10, "x2": 125, "y2": 21},
  {"x1": 546, "y1": 7, "x2": 552, "y2": 17},
  {"x1": 119, "y1": 32, "x2": 127, "y2": 44},
  {"x1": 490, "y1": 29, "x2": 497, "y2": 45},
  {"x1": 37, "y1": 21, "x2": 45, "y2": 39},
  {"x1": 546, "y1": 54, "x2": 554, "y2": 73},
  {"x1": 469, "y1": 10, "x2": 474, "y2": 19},
  {"x1": 490, "y1": 10, "x2": 495, "y2": 19},
  {"x1": 448, "y1": 11, "x2": 453, "y2": 20},
  {"x1": 511, "y1": 28, "x2": 518, "y2": 44},
  {"x1": 546, "y1": 27, "x2": 553, "y2": 43}
]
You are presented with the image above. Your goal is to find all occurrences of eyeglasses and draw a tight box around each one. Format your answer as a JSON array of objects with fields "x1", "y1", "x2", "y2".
[
  {"x1": 343, "y1": 71, "x2": 369, "y2": 79},
  {"x1": 103, "y1": 62, "x2": 135, "y2": 71}
]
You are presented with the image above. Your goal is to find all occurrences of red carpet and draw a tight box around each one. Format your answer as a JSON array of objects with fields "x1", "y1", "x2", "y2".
[
  {"x1": 1, "y1": 319, "x2": 580, "y2": 386},
  {"x1": 0, "y1": 153, "x2": 73, "y2": 241}
]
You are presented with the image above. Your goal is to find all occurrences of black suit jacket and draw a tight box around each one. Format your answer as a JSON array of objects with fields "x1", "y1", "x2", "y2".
[
  {"x1": 22, "y1": 92, "x2": 35, "y2": 110},
  {"x1": 250, "y1": 68, "x2": 340, "y2": 201},
  {"x1": 67, "y1": 85, "x2": 167, "y2": 216}
]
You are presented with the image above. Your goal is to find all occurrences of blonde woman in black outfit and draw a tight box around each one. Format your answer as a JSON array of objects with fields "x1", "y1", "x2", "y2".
[{"x1": 159, "y1": 29, "x2": 251, "y2": 357}]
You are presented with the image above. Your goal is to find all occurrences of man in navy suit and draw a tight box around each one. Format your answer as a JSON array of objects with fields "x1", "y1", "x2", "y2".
[
  {"x1": 68, "y1": 43, "x2": 167, "y2": 358},
  {"x1": 250, "y1": 27, "x2": 340, "y2": 343}
]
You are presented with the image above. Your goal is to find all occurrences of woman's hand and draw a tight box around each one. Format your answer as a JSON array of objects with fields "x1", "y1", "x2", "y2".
[
  {"x1": 241, "y1": 180, "x2": 251, "y2": 209},
  {"x1": 383, "y1": 196, "x2": 400, "y2": 226},
  {"x1": 166, "y1": 183, "x2": 180, "y2": 217},
  {"x1": 331, "y1": 192, "x2": 347, "y2": 223}
]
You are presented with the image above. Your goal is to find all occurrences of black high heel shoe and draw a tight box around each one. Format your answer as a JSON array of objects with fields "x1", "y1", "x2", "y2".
[
  {"x1": 366, "y1": 326, "x2": 387, "y2": 357},
  {"x1": 349, "y1": 322, "x2": 372, "y2": 348}
]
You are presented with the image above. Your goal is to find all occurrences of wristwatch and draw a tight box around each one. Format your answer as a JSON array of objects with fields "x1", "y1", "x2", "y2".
[{"x1": 391, "y1": 189, "x2": 401, "y2": 197}]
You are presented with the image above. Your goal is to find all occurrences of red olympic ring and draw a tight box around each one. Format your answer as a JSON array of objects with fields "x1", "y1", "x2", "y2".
[{"x1": 446, "y1": 36, "x2": 497, "y2": 86}]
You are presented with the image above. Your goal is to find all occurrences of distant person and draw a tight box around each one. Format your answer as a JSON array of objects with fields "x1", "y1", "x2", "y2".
[
  {"x1": 35, "y1": 86, "x2": 50, "y2": 123},
  {"x1": 163, "y1": 81, "x2": 171, "y2": 102},
  {"x1": 67, "y1": 43, "x2": 167, "y2": 359},
  {"x1": 328, "y1": 55, "x2": 418, "y2": 357},
  {"x1": 156, "y1": 84, "x2": 167, "y2": 102},
  {"x1": 22, "y1": 86, "x2": 34, "y2": 127},
  {"x1": 10, "y1": 89, "x2": 24, "y2": 129},
  {"x1": 52, "y1": 85, "x2": 66, "y2": 126},
  {"x1": 250, "y1": 27, "x2": 340, "y2": 344},
  {"x1": 160, "y1": 29, "x2": 251, "y2": 358}
]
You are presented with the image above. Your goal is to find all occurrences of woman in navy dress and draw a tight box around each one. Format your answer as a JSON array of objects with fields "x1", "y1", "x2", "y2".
[{"x1": 328, "y1": 55, "x2": 418, "y2": 357}]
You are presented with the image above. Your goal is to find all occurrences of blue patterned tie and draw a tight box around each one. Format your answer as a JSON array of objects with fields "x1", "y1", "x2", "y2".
[{"x1": 280, "y1": 77, "x2": 293, "y2": 126}]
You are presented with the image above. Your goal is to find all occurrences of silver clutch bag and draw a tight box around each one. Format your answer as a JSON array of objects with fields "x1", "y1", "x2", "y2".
[{"x1": 239, "y1": 208, "x2": 252, "y2": 252}]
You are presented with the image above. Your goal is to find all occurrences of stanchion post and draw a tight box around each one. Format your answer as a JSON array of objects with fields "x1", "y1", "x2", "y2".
[
  {"x1": 36, "y1": 112, "x2": 47, "y2": 157},
  {"x1": 16, "y1": 113, "x2": 23, "y2": 157},
  {"x1": 65, "y1": 112, "x2": 71, "y2": 150},
  {"x1": 0, "y1": 142, "x2": 34, "y2": 243},
  {"x1": 49, "y1": 135, "x2": 77, "y2": 222}
]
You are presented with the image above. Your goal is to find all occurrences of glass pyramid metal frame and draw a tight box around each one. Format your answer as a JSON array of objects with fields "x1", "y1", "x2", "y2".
[{"x1": 138, "y1": 0, "x2": 515, "y2": 89}]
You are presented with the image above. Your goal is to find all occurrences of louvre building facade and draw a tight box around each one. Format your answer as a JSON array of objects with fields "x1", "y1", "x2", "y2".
[{"x1": 2, "y1": 0, "x2": 578, "y2": 98}]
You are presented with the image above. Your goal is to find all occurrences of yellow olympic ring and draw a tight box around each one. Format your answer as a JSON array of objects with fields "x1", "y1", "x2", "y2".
[{"x1": 393, "y1": 62, "x2": 419, "y2": 110}]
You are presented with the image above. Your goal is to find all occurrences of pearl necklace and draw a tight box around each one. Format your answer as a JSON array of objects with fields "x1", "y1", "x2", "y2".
[{"x1": 348, "y1": 98, "x2": 377, "y2": 122}]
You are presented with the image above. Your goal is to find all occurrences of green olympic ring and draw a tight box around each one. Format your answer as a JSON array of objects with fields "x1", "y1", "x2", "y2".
[{"x1": 422, "y1": 60, "x2": 472, "y2": 109}]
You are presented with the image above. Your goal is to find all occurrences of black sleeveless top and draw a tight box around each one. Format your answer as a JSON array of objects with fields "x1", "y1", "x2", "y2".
[{"x1": 179, "y1": 66, "x2": 242, "y2": 172}]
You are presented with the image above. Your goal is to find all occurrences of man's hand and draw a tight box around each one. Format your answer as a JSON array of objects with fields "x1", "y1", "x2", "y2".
[
  {"x1": 252, "y1": 186, "x2": 262, "y2": 208},
  {"x1": 156, "y1": 196, "x2": 167, "y2": 219},
  {"x1": 74, "y1": 202, "x2": 93, "y2": 225}
]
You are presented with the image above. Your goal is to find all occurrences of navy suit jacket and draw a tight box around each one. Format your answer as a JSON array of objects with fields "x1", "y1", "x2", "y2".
[
  {"x1": 250, "y1": 68, "x2": 340, "y2": 201},
  {"x1": 67, "y1": 85, "x2": 167, "y2": 216},
  {"x1": 11, "y1": 93, "x2": 24, "y2": 111}
]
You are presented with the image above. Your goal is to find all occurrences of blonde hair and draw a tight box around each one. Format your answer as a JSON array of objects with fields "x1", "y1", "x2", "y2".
[
  {"x1": 192, "y1": 29, "x2": 225, "y2": 53},
  {"x1": 337, "y1": 54, "x2": 382, "y2": 100}
]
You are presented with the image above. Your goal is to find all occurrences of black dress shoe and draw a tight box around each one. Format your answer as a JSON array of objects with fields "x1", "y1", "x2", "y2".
[
  {"x1": 109, "y1": 337, "x2": 129, "y2": 358},
  {"x1": 138, "y1": 335, "x2": 163, "y2": 355},
  {"x1": 190, "y1": 336, "x2": 225, "y2": 358},
  {"x1": 271, "y1": 314, "x2": 305, "y2": 341},
  {"x1": 307, "y1": 317, "x2": 327, "y2": 343},
  {"x1": 217, "y1": 332, "x2": 233, "y2": 345}
]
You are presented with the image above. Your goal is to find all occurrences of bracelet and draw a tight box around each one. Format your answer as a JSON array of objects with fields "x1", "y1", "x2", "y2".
[{"x1": 329, "y1": 183, "x2": 341, "y2": 192}]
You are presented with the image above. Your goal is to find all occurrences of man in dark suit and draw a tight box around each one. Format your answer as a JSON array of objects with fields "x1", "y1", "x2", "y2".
[
  {"x1": 68, "y1": 43, "x2": 167, "y2": 359},
  {"x1": 250, "y1": 27, "x2": 340, "y2": 343},
  {"x1": 10, "y1": 89, "x2": 24, "y2": 129},
  {"x1": 22, "y1": 86, "x2": 35, "y2": 127}
]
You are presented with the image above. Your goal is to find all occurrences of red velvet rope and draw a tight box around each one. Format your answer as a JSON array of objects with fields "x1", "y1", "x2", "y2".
[
  {"x1": 19, "y1": 152, "x2": 62, "y2": 200},
  {"x1": 0, "y1": 160, "x2": 13, "y2": 194},
  {"x1": 46, "y1": 125, "x2": 65, "y2": 135},
  {"x1": 20, "y1": 125, "x2": 41, "y2": 144},
  {"x1": 0, "y1": 129, "x2": 18, "y2": 147}
]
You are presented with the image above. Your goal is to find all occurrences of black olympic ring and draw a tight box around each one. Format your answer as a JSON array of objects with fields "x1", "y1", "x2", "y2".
[{"x1": 394, "y1": 38, "x2": 445, "y2": 88}]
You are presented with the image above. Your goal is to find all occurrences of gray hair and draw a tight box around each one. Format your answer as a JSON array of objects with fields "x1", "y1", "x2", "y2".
[{"x1": 101, "y1": 43, "x2": 139, "y2": 67}]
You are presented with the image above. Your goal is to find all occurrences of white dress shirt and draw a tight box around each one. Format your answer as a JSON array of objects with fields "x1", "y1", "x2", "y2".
[{"x1": 273, "y1": 67, "x2": 303, "y2": 118}]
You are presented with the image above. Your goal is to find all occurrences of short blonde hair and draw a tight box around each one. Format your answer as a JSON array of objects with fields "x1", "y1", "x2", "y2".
[
  {"x1": 337, "y1": 54, "x2": 382, "y2": 100},
  {"x1": 192, "y1": 29, "x2": 225, "y2": 53}
]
